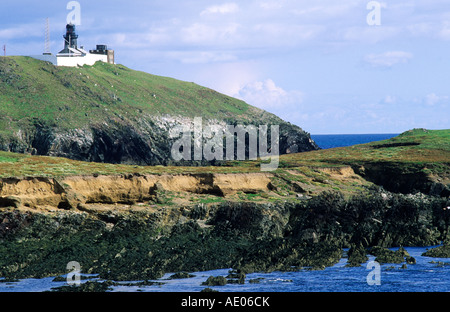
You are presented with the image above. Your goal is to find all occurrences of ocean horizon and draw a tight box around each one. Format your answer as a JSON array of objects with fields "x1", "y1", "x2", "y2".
[{"x1": 311, "y1": 133, "x2": 400, "y2": 150}]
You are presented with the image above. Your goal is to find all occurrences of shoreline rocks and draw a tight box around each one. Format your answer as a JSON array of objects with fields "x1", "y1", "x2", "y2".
[{"x1": 0, "y1": 189, "x2": 448, "y2": 282}]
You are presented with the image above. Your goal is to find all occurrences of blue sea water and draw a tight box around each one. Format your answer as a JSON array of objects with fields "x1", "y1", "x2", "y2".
[
  {"x1": 311, "y1": 134, "x2": 399, "y2": 149},
  {"x1": 0, "y1": 247, "x2": 449, "y2": 292}
]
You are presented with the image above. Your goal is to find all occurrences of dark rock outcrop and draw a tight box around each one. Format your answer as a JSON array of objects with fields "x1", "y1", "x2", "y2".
[
  {"x1": 353, "y1": 163, "x2": 449, "y2": 197},
  {"x1": 0, "y1": 189, "x2": 448, "y2": 280},
  {"x1": 2, "y1": 116, "x2": 318, "y2": 166}
]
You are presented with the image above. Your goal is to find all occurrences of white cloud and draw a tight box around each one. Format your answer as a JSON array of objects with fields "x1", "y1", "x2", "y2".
[
  {"x1": 181, "y1": 22, "x2": 240, "y2": 45},
  {"x1": 341, "y1": 26, "x2": 402, "y2": 44},
  {"x1": 383, "y1": 95, "x2": 397, "y2": 104},
  {"x1": 407, "y1": 22, "x2": 435, "y2": 37},
  {"x1": 252, "y1": 23, "x2": 325, "y2": 43},
  {"x1": 292, "y1": 1, "x2": 361, "y2": 21},
  {"x1": 259, "y1": 1, "x2": 285, "y2": 10},
  {"x1": 200, "y1": 3, "x2": 239, "y2": 16},
  {"x1": 439, "y1": 21, "x2": 450, "y2": 40},
  {"x1": 0, "y1": 23, "x2": 43, "y2": 39},
  {"x1": 191, "y1": 61, "x2": 261, "y2": 97},
  {"x1": 364, "y1": 51, "x2": 413, "y2": 68},
  {"x1": 236, "y1": 79, "x2": 304, "y2": 111},
  {"x1": 425, "y1": 93, "x2": 449, "y2": 106},
  {"x1": 166, "y1": 51, "x2": 237, "y2": 64}
]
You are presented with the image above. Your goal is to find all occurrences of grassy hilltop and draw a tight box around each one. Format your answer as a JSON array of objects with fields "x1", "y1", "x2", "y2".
[
  {"x1": 0, "y1": 56, "x2": 317, "y2": 165},
  {"x1": 0, "y1": 56, "x2": 262, "y2": 129}
]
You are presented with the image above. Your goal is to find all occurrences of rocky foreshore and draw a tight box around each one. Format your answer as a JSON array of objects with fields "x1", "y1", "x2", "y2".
[{"x1": 0, "y1": 188, "x2": 448, "y2": 282}]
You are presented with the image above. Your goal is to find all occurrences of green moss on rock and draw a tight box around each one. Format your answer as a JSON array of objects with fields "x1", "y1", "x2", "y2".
[
  {"x1": 202, "y1": 276, "x2": 227, "y2": 286},
  {"x1": 422, "y1": 244, "x2": 450, "y2": 258}
]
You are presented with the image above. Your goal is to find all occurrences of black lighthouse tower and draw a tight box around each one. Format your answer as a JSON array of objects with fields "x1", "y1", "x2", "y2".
[{"x1": 59, "y1": 23, "x2": 79, "y2": 53}]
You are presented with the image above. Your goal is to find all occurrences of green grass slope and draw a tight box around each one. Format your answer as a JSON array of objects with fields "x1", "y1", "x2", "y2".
[
  {"x1": 277, "y1": 128, "x2": 450, "y2": 195},
  {"x1": 0, "y1": 56, "x2": 317, "y2": 165},
  {"x1": 280, "y1": 128, "x2": 450, "y2": 167},
  {"x1": 0, "y1": 56, "x2": 282, "y2": 134}
]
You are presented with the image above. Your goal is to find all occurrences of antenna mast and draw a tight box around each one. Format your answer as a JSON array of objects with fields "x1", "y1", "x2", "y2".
[
  {"x1": 45, "y1": 18, "x2": 50, "y2": 54},
  {"x1": 2, "y1": 45, "x2": 5, "y2": 57}
]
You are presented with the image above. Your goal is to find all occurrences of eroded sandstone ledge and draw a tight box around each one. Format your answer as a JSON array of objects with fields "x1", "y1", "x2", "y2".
[
  {"x1": 0, "y1": 172, "x2": 274, "y2": 211},
  {"x1": 0, "y1": 167, "x2": 448, "y2": 282}
]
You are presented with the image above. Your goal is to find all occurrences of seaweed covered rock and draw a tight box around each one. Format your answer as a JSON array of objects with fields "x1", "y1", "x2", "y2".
[
  {"x1": 209, "y1": 201, "x2": 292, "y2": 240},
  {"x1": 202, "y1": 276, "x2": 227, "y2": 286},
  {"x1": 49, "y1": 280, "x2": 114, "y2": 292},
  {"x1": 346, "y1": 244, "x2": 369, "y2": 267},
  {"x1": 405, "y1": 256, "x2": 416, "y2": 264},
  {"x1": 236, "y1": 238, "x2": 343, "y2": 273},
  {"x1": 0, "y1": 188, "x2": 448, "y2": 281},
  {"x1": 422, "y1": 244, "x2": 450, "y2": 258},
  {"x1": 227, "y1": 269, "x2": 246, "y2": 284},
  {"x1": 287, "y1": 190, "x2": 449, "y2": 248},
  {"x1": 169, "y1": 272, "x2": 196, "y2": 279},
  {"x1": 369, "y1": 246, "x2": 406, "y2": 264}
]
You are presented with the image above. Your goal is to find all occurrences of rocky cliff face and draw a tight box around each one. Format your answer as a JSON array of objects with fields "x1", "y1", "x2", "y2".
[
  {"x1": 3, "y1": 114, "x2": 317, "y2": 166},
  {"x1": 353, "y1": 162, "x2": 450, "y2": 197}
]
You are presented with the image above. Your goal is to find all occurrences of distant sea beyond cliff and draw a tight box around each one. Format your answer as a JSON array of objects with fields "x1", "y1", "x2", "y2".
[{"x1": 311, "y1": 134, "x2": 399, "y2": 149}]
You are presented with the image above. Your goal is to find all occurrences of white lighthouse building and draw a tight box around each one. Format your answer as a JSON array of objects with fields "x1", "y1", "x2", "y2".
[{"x1": 31, "y1": 23, "x2": 114, "y2": 67}]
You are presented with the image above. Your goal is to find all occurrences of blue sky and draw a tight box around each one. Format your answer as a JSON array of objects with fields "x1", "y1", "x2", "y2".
[{"x1": 1, "y1": 0, "x2": 449, "y2": 134}]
